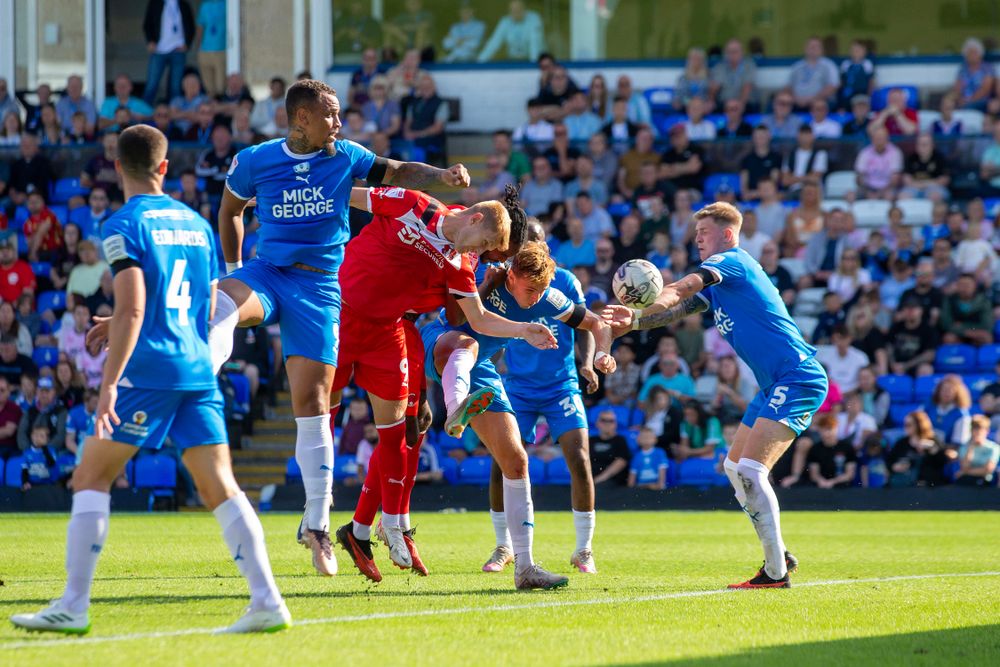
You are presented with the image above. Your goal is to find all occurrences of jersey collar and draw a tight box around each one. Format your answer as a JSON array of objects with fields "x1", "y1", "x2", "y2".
[{"x1": 281, "y1": 141, "x2": 324, "y2": 160}]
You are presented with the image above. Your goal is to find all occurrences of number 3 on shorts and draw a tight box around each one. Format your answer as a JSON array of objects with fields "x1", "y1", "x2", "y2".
[
  {"x1": 768, "y1": 385, "x2": 789, "y2": 412},
  {"x1": 559, "y1": 395, "x2": 582, "y2": 418}
]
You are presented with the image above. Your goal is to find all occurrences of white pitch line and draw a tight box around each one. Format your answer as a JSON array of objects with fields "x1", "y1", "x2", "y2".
[{"x1": 2, "y1": 571, "x2": 998, "y2": 651}]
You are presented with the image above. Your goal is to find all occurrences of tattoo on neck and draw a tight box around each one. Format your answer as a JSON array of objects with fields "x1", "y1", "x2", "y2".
[{"x1": 285, "y1": 128, "x2": 315, "y2": 155}]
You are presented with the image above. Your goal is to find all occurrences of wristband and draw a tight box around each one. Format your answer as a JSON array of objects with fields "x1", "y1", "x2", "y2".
[
  {"x1": 225, "y1": 261, "x2": 243, "y2": 274},
  {"x1": 631, "y1": 309, "x2": 644, "y2": 332},
  {"x1": 595, "y1": 351, "x2": 610, "y2": 365}
]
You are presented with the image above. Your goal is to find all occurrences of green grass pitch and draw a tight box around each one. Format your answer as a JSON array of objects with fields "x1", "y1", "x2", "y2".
[{"x1": 1, "y1": 511, "x2": 998, "y2": 666}]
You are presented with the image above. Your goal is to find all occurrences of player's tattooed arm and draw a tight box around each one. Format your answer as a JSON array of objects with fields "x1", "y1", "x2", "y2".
[
  {"x1": 372, "y1": 157, "x2": 471, "y2": 189},
  {"x1": 633, "y1": 296, "x2": 709, "y2": 331}
]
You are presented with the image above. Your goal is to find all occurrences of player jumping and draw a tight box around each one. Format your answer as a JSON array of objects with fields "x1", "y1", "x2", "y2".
[
  {"x1": 10, "y1": 126, "x2": 289, "y2": 635},
  {"x1": 209, "y1": 79, "x2": 472, "y2": 576},
  {"x1": 603, "y1": 202, "x2": 826, "y2": 589},
  {"x1": 423, "y1": 242, "x2": 617, "y2": 590},
  {"x1": 331, "y1": 186, "x2": 556, "y2": 582},
  {"x1": 483, "y1": 220, "x2": 601, "y2": 575}
]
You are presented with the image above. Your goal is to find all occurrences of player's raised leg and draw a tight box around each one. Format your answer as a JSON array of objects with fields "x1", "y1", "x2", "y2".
[
  {"x1": 436, "y1": 331, "x2": 495, "y2": 438},
  {"x1": 10, "y1": 438, "x2": 134, "y2": 634}
]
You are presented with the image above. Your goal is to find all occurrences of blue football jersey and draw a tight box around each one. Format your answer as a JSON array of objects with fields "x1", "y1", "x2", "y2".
[
  {"x1": 225, "y1": 138, "x2": 375, "y2": 271},
  {"x1": 504, "y1": 267, "x2": 585, "y2": 393},
  {"x1": 443, "y1": 281, "x2": 575, "y2": 363},
  {"x1": 698, "y1": 247, "x2": 817, "y2": 390},
  {"x1": 102, "y1": 194, "x2": 218, "y2": 391}
]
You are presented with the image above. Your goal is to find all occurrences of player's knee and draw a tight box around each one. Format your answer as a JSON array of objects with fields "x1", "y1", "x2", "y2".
[{"x1": 498, "y1": 448, "x2": 528, "y2": 479}]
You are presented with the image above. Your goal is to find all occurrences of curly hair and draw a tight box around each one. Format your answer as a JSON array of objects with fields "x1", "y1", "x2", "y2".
[{"x1": 502, "y1": 183, "x2": 528, "y2": 251}]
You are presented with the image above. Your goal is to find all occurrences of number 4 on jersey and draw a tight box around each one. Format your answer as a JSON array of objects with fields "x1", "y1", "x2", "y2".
[{"x1": 167, "y1": 259, "x2": 192, "y2": 326}]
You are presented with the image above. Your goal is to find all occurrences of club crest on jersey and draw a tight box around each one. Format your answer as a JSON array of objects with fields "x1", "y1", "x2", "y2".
[
  {"x1": 120, "y1": 410, "x2": 150, "y2": 437},
  {"x1": 294, "y1": 162, "x2": 310, "y2": 174},
  {"x1": 703, "y1": 254, "x2": 725, "y2": 265},
  {"x1": 227, "y1": 154, "x2": 239, "y2": 175},
  {"x1": 378, "y1": 187, "x2": 406, "y2": 199}
]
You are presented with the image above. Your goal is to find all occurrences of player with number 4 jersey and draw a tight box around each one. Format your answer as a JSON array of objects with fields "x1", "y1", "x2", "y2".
[{"x1": 603, "y1": 202, "x2": 828, "y2": 590}]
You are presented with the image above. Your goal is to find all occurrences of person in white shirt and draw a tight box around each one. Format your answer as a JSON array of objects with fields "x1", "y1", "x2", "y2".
[
  {"x1": 781, "y1": 125, "x2": 828, "y2": 194},
  {"x1": 683, "y1": 96, "x2": 717, "y2": 141},
  {"x1": 837, "y1": 391, "x2": 878, "y2": 450},
  {"x1": 816, "y1": 325, "x2": 870, "y2": 394},
  {"x1": 738, "y1": 209, "x2": 771, "y2": 261},
  {"x1": 809, "y1": 99, "x2": 842, "y2": 138},
  {"x1": 512, "y1": 98, "x2": 554, "y2": 144}
]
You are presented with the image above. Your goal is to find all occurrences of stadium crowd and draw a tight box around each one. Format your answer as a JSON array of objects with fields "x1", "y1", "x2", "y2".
[{"x1": 1, "y1": 20, "x2": 999, "y2": 499}]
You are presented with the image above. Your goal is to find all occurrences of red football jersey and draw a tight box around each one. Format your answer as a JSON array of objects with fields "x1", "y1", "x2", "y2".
[{"x1": 340, "y1": 187, "x2": 477, "y2": 321}]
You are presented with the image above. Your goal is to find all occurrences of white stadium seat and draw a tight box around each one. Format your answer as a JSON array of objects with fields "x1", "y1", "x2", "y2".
[
  {"x1": 820, "y1": 199, "x2": 852, "y2": 213},
  {"x1": 953, "y1": 109, "x2": 984, "y2": 135},
  {"x1": 895, "y1": 198, "x2": 933, "y2": 225},
  {"x1": 778, "y1": 257, "x2": 807, "y2": 284},
  {"x1": 917, "y1": 110, "x2": 941, "y2": 133},
  {"x1": 793, "y1": 315, "x2": 819, "y2": 341},
  {"x1": 825, "y1": 171, "x2": 858, "y2": 198},
  {"x1": 794, "y1": 287, "x2": 826, "y2": 317},
  {"x1": 852, "y1": 199, "x2": 892, "y2": 227}
]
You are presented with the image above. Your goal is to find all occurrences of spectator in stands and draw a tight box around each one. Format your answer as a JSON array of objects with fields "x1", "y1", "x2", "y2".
[
  {"x1": 576, "y1": 193, "x2": 614, "y2": 241},
  {"x1": 630, "y1": 162, "x2": 673, "y2": 219},
  {"x1": 564, "y1": 91, "x2": 602, "y2": 142},
  {"x1": 869, "y1": 88, "x2": 918, "y2": 136},
  {"x1": 355, "y1": 423, "x2": 378, "y2": 483},
  {"x1": 23, "y1": 191, "x2": 62, "y2": 263},
  {"x1": 887, "y1": 411, "x2": 947, "y2": 486},
  {"x1": 565, "y1": 154, "x2": 609, "y2": 209},
  {"x1": 953, "y1": 37, "x2": 994, "y2": 111},
  {"x1": 642, "y1": 385, "x2": 684, "y2": 449},
  {"x1": 879, "y1": 258, "x2": 915, "y2": 311},
  {"x1": 99, "y1": 74, "x2": 153, "y2": 129},
  {"x1": 750, "y1": 180, "x2": 782, "y2": 239},
  {"x1": 80, "y1": 131, "x2": 121, "y2": 199},
  {"x1": 900, "y1": 258, "x2": 943, "y2": 326},
  {"x1": 57, "y1": 302, "x2": 89, "y2": 367},
  {"x1": 674, "y1": 47, "x2": 712, "y2": 112},
  {"x1": 955, "y1": 414, "x2": 1000, "y2": 485},
  {"x1": 759, "y1": 240, "x2": 795, "y2": 306},
  {"x1": 0, "y1": 111, "x2": 22, "y2": 146},
  {"x1": 492, "y1": 129, "x2": 531, "y2": 182},
  {"x1": 847, "y1": 302, "x2": 888, "y2": 369},
  {"x1": 360, "y1": 75, "x2": 402, "y2": 138},
  {"x1": 609, "y1": 215, "x2": 644, "y2": 264},
  {"x1": 169, "y1": 72, "x2": 210, "y2": 135},
  {"x1": 249, "y1": 77, "x2": 286, "y2": 132},
  {"x1": 787, "y1": 37, "x2": 839, "y2": 111},
  {"x1": 817, "y1": 324, "x2": 870, "y2": 393},
  {"x1": 842, "y1": 94, "x2": 872, "y2": 137},
  {"x1": 513, "y1": 98, "x2": 554, "y2": 144},
  {"x1": 589, "y1": 238, "x2": 617, "y2": 296},
  {"x1": 16, "y1": 375, "x2": 66, "y2": 452},
  {"x1": 718, "y1": 99, "x2": 752, "y2": 139},
  {"x1": 586, "y1": 74, "x2": 611, "y2": 121},
  {"x1": 587, "y1": 132, "x2": 619, "y2": 195},
  {"x1": 228, "y1": 325, "x2": 270, "y2": 402},
  {"x1": 0, "y1": 376, "x2": 22, "y2": 461},
  {"x1": 940, "y1": 273, "x2": 994, "y2": 345},
  {"x1": 782, "y1": 126, "x2": 828, "y2": 196},
  {"x1": 149, "y1": 103, "x2": 181, "y2": 140},
  {"x1": 572, "y1": 265, "x2": 606, "y2": 308},
  {"x1": 536, "y1": 67, "x2": 576, "y2": 119},
  {"x1": 888, "y1": 297, "x2": 938, "y2": 375},
  {"x1": 55, "y1": 359, "x2": 85, "y2": 409},
  {"x1": 171, "y1": 168, "x2": 210, "y2": 219},
  {"x1": 736, "y1": 209, "x2": 767, "y2": 260},
  {"x1": 932, "y1": 93, "x2": 962, "y2": 136},
  {"x1": 180, "y1": 101, "x2": 214, "y2": 143},
  {"x1": 628, "y1": 427, "x2": 668, "y2": 490},
  {"x1": 544, "y1": 123, "x2": 580, "y2": 182},
  {"x1": 195, "y1": 123, "x2": 236, "y2": 201},
  {"x1": 386, "y1": 49, "x2": 426, "y2": 102},
  {"x1": 900, "y1": 133, "x2": 949, "y2": 201},
  {"x1": 0, "y1": 78, "x2": 22, "y2": 123},
  {"x1": 442, "y1": 2, "x2": 485, "y2": 63},
  {"x1": 809, "y1": 98, "x2": 842, "y2": 138},
  {"x1": 369, "y1": 132, "x2": 399, "y2": 160},
  {"x1": 739, "y1": 125, "x2": 780, "y2": 201},
  {"x1": 553, "y1": 217, "x2": 593, "y2": 269},
  {"x1": 0, "y1": 301, "x2": 31, "y2": 356},
  {"x1": 462, "y1": 154, "x2": 514, "y2": 207},
  {"x1": 805, "y1": 412, "x2": 857, "y2": 488},
  {"x1": 55, "y1": 75, "x2": 97, "y2": 135},
  {"x1": 707, "y1": 355, "x2": 753, "y2": 423},
  {"x1": 638, "y1": 354, "x2": 695, "y2": 403},
  {"x1": 710, "y1": 39, "x2": 758, "y2": 111},
  {"x1": 683, "y1": 96, "x2": 716, "y2": 141},
  {"x1": 855, "y1": 127, "x2": 903, "y2": 199},
  {"x1": 615, "y1": 75, "x2": 654, "y2": 132},
  {"x1": 978, "y1": 122, "x2": 1000, "y2": 196},
  {"x1": 799, "y1": 205, "x2": 847, "y2": 287},
  {"x1": 63, "y1": 110, "x2": 94, "y2": 145},
  {"x1": 645, "y1": 228, "x2": 670, "y2": 269},
  {"x1": 65, "y1": 387, "x2": 97, "y2": 458},
  {"x1": 7, "y1": 133, "x2": 55, "y2": 209},
  {"x1": 616, "y1": 127, "x2": 660, "y2": 199},
  {"x1": 230, "y1": 106, "x2": 256, "y2": 146},
  {"x1": 142, "y1": 0, "x2": 195, "y2": 105},
  {"x1": 192, "y1": 0, "x2": 226, "y2": 96},
  {"x1": 812, "y1": 292, "x2": 846, "y2": 345},
  {"x1": 26, "y1": 84, "x2": 54, "y2": 134},
  {"x1": 660, "y1": 125, "x2": 705, "y2": 196},
  {"x1": 827, "y1": 247, "x2": 871, "y2": 304},
  {"x1": 857, "y1": 366, "x2": 890, "y2": 425},
  {"x1": 14, "y1": 293, "x2": 40, "y2": 343},
  {"x1": 926, "y1": 374, "x2": 973, "y2": 450},
  {"x1": 478, "y1": 0, "x2": 545, "y2": 63},
  {"x1": 0, "y1": 235, "x2": 35, "y2": 305},
  {"x1": 674, "y1": 400, "x2": 721, "y2": 463},
  {"x1": 336, "y1": 399, "x2": 371, "y2": 456},
  {"x1": 335, "y1": 3, "x2": 381, "y2": 63},
  {"x1": 20, "y1": 422, "x2": 60, "y2": 489},
  {"x1": 763, "y1": 91, "x2": 802, "y2": 140},
  {"x1": 65, "y1": 241, "x2": 109, "y2": 310},
  {"x1": 76, "y1": 337, "x2": 106, "y2": 389},
  {"x1": 215, "y1": 73, "x2": 254, "y2": 119},
  {"x1": 955, "y1": 224, "x2": 998, "y2": 283},
  {"x1": 13, "y1": 373, "x2": 36, "y2": 410},
  {"x1": 929, "y1": 236, "x2": 959, "y2": 288},
  {"x1": 260, "y1": 106, "x2": 289, "y2": 139},
  {"x1": 86, "y1": 270, "x2": 114, "y2": 315},
  {"x1": 603, "y1": 339, "x2": 641, "y2": 405},
  {"x1": 837, "y1": 40, "x2": 876, "y2": 111},
  {"x1": 0, "y1": 335, "x2": 36, "y2": 388},
  {"x1": 589, "y1": 410, "x2": 631, "y2": 486},
  {"x1": 521, "y1": 156, "x2": 563, "y2": 217}
]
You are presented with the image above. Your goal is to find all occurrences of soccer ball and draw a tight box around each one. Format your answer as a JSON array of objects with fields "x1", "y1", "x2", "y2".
[{"x1": 612, "y1": 259, "x2": 663, "y2": 309}]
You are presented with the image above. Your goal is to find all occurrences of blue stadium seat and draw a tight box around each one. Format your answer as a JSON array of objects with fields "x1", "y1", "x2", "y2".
[
  {"x1": 436, "y1": 430, "x2": 464, "y2": 452},
  {"x1": 703, "y1": 172, "x2": 740, "y2": 197},
  {"x1": 29, "y1": 261, "x2": 52, "y2": 277},
  {"x1": 643, "y1": 87, "x2": 675, "y2": 113},
  {"x1": 51, "y1": 178, "x2": 89, "y2": 204},
  {"x1": 607, "y1": 202, "x2": 631, "y2": 218},
  {"x1": 134, "y1": 454, "x2": 177, "y2": 489},
  {"x1": 13, "y1": 206, "x2": 29, "y2": 226},
  {"x1": 677, "y1": 458, "x2": 727, "y2": 488},
  {"x1": 226, "y1": 372, "x2": 251, "y2": 415},
  {"x1": 163, "y1": 178, "x2": 181, "y2": 193},
  {"x1": 457, "y1": 456, "x2": 492, "y2": 485},
  {"x1": 36, "y1": 290, "x2": 67, "y2": 314},
  {"x1": 876, "y1": 374, "x2": 913, "y2": 404},
  {"x1": 32, "y1": 346, "x2": 59, "y2": 369},
  {"x1": 934, "y1": 344, "x2": 977, "y2": 373},
  {"x1": 0, "y1": 457, "x2": 4, "y2": 486},
  {"x1": 545, "y1": 457, "x2": 572, "y2": 485},
  {"x1": 49, "y1": 204, "x2": 68, "y2": 224},
  {"x1": 964, "y1": 374, "x2": 994, "y2": 400},
  {"x1": 744, "y1": 112, "x2": 765, "y2": 127},
  {"x1": 589, "y1": 404, "x2": 633, "y2": 429},
  {"x1": 889, "y1": 403, "x2": 921, "y2": 426},
  {"x1": 440, "y1": 457, "x2": 459, "y2": 484},
  {"x1": 285, "y1": 456, "x2": 301, "y2": 483},
  {"x1": 623, "y1": 429, "x2": 639, "y2": 451},
  {"x1": 333, "y1": 454, "x2": 357, "y2": 481},
  {"x1": 977, "y1": 343, "x2": 1000, "y2": 371},
  {"x1": 829, "y1": 111, "x2": 853, "y2": 125},
  {"x1": 706, "y1": 113, "x2": 725, "y2": 128},
  {"x1": 528, "y1": 456, "x2": 546, "y2": 485},
  {"x1": 871, "y1": 85, "x2": 919, "y2": 111},
  {"x1": 4, "y1": 455, "x2": 21, "y2": 487},
  {"x1": 652, "y1": 113, "x2": 685, "y2": 136},
  {"x1": 913, "y1": 374, "x2": 943, "y2": 403},
  {"x1": 17, "y1": 232, "x2": 27, "y2": 256}
]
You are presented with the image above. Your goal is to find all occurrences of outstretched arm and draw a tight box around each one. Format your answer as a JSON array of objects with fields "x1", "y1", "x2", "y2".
[
  {"x1": 602, "y1": 290, "x2": 710, "y2": 338},
  {"x1": 456, "y1": 293, "x2": 556, "y2": 350},
  {"x1": 367, "y1": 156, "x2": 471, "y2": 190}
]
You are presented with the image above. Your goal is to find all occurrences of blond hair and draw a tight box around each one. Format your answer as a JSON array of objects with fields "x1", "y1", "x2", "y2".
[
  {"x1": 466, "y1": 200, "x2": 511, "y2": 251},
  {"x1": 694, "y1": 201, "x2": 743, "y2": 231},
  {"x1": 511, "y1": 241, "x2": 555, "y2": 286}
]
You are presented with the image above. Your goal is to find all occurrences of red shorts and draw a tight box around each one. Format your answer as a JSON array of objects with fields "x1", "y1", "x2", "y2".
[
  {"x1": 332, "y1": 303, "x2": 408, "y2": 401},
  {"x1": 401, "y1": 318, "x2": 426, "y2": 417}
]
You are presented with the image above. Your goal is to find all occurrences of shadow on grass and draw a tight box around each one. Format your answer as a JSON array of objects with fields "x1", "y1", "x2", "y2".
[{"x1": 609, "y1": 624, "x2": 1000, "y2": 666}]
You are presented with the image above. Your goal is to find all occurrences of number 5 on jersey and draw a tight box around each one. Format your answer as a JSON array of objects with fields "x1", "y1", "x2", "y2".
[{"x1": 167, "y1": 259, "x2": 192, "y2": 326}]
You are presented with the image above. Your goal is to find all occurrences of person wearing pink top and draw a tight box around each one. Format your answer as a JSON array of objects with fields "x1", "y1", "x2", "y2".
[{"x1": 854, "y1": 127, "x2": 903, "y2": 199}]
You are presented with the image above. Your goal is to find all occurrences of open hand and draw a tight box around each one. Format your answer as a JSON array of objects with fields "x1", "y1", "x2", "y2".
[
  {"x1": 96, "y1": 383, "x2": 121, "y2": 438},
  {"x1": 441, "y1": 164, "x2": 471, "y2": 188},
  {"x1": 580, "y1": 367, "x2": 599, "y2": 394},
  {"x1": 522, "y1": 323, "x2": 557, "y2": 350},
  {"x1": 601, "y1": 305, "x2": 635, "y2": 338}
]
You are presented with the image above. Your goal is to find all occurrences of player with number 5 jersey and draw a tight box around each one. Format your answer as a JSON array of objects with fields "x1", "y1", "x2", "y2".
[{"x1": 602, "y1": 202, "x2": 828, "y2": 590}]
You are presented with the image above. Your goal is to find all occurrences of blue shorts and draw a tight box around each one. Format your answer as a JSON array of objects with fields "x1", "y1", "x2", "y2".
[
  {"x1": 230, "y1": 257, "x2": 341, "y2": 366},
  {"x1": 421, "y1": 320, "x2": 513, "y2": 414},
  {"x1": 111, "y1": 385, "x2": 228, "y2": 450},
  {"x1": 507, "y1": 382, "x2": 586, "y2": 444},
  {"x1": 741, "y1": 357, "x2": 829, "y2": 436}
]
